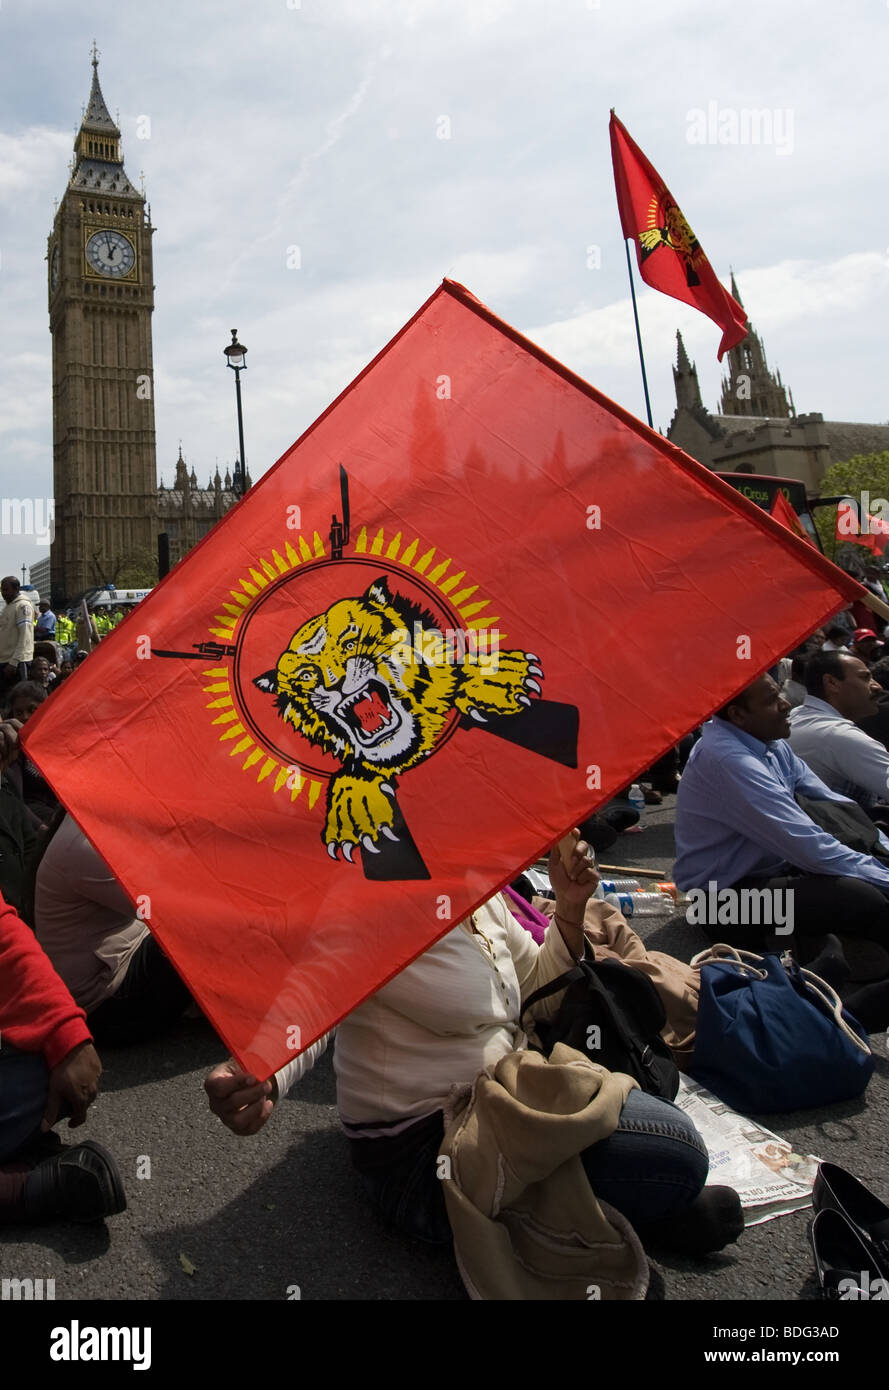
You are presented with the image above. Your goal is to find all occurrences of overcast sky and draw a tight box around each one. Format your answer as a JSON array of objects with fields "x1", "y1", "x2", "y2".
[{"x1": 2, "y1": 0, "x2": 887, "y2": 579}]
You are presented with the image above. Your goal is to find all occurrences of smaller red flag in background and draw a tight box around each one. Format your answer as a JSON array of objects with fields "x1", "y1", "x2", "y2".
[
  {"x1": 609, "y1": 111, "x2": 748, "y2": 360},
  {"x1": 769, "y1": 489, "x2": 817, "y2": 547},
  {"x1": 836, "y1": 498, "x2": 889, "y2": 555}
]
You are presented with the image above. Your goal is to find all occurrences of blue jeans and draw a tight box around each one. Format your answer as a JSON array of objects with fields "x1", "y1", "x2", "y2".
[
  {"x1": 0, "y1": 1045, "x2": 50, "y2": 1163},
  {"x1": 580, "y1": 1089, "x2": 708, "y2": 1225},
  {"x1": 351, "y1": 1089, "x2": 708, "y2": 1246}
]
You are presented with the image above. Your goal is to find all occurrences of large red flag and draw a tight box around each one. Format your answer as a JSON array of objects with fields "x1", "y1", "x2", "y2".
[
  {"x1": 610, "y1": 111, "x2": 748, "y2": 360},
  {"x1": 23, "y1": 281, "x2": 860, "y2": 1079}
]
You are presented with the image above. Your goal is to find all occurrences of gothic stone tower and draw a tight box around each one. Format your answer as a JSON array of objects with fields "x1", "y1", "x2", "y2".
[
  {"x1": 719, "y1": 273, "x2": 795, "y2": 420},
  {"x1": 47, "y1": 49, "x2": 157, "y2": 604}
]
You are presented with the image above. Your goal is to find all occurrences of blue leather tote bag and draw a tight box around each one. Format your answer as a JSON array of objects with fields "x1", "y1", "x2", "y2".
[{"x1": 688, "y1": 944, "x2": 874, "y2": 1113}]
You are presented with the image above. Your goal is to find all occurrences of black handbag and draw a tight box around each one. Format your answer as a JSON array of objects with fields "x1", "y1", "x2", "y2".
[{"x1": 520, "y1": 949, "x2": 680, "y2": 1100}]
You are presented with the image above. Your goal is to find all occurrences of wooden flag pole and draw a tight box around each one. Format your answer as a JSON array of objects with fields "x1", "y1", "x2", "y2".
[
  {"x1": 598, "y1": 863, "x2": 668, "y2": 879},
  {"x1": 861, "y1": 590, "x2": 889, "y2": 626},
  {"x1": 623, "y1": 237, "x2": 654, "y2": 429}
]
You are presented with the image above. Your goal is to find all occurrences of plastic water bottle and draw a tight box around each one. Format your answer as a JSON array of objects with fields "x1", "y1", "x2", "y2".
[
  {"x1": 605, "y1": 891, "x2": 674, "y2": 918},
  {"x1": 654, "y1": 882, "x2": 693, "y2": 907},
  {"x1": 599, "y1": 878, "x2": 642, "y2": 894},
  {"x1": 628, "y1": 893, "x2": 676, "y2": 917},
  {"x1": 624, "y1": 783, "x2": 645, "y2": 833},
  {"x1": 657, "y1": 883, "x2": 696, "y2": 906}
]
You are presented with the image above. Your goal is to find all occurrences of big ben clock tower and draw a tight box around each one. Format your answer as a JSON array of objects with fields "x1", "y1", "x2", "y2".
[{"x1": 47, "y1": 46, "x2": 157, "y2": 603}]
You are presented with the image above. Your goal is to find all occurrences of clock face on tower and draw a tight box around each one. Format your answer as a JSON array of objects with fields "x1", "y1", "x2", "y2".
[
  {"x1": 85, "y1": 229, "x2": 136, "y2": 278},
  {"x1": 50, "y1": 244, "x2": 60, "y2": 293}
]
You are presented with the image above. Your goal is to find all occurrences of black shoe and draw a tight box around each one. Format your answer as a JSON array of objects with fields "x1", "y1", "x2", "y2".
[
  {"x1": 813, "y1": 1162, "x2": 889, "y2": 1277},
  {"x1": 801, "y1": 935, "x2": 852, "y2": 992},
  {"x1": 635, "y1": 1185, "x2": 744, "y2": 1255},
  {"x1": 809, "y1": 1208, "x2": 887, "y2": 1299},
  {"x1": 22, "y1": 1140, "x2": 127, "y2": 1224}
]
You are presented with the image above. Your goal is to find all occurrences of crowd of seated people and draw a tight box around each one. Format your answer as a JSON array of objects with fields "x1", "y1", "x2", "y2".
[{"x1": 674, "y1": 594, "x2": 889, "y2": 1019}]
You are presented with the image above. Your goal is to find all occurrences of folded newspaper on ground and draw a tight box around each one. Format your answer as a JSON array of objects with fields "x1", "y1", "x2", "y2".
[{"x1": 675, "y1": 1075, "x2": 822, "y2": 1226}]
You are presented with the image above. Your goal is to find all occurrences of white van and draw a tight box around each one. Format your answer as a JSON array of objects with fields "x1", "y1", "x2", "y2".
[{"x1": 84, "y1": 587, "x2": 152, "y2": 610}]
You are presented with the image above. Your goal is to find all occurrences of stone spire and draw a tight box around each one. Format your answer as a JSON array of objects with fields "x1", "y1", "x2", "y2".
[
  {"x1": 82, "y1": 43, "x2": 119, "y2": 134},
  {"x1": 719, "y1": 274, "x2": 794, "y2": 420},
  {"x1": 672, "y1": 331, "x2": 702, "y2": 411},
  {"x1": 70, "y1": 46, "x2": 138, "y2": 196},
  {"x1": 175, "y1": 447, "x2": 188, "y2": 490},
  {"x1": 729, "y1": 268, "x2": 745, "y2": 311}
]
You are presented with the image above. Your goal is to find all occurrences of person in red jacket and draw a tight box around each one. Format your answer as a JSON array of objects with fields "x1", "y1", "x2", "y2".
[{"x1": 0, "y1": 720, "x2": 125, "y2": 1224}]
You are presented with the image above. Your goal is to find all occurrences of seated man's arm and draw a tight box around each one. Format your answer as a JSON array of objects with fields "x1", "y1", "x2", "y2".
[
  {"x1": 714, "y1": 754, "x2": 889, "y2": 894},
  {"x1": 788, "y1": 746, "x2": 864, "y2": 804},
  {"x1": 787, "y1": 746, "x2": 889, "y2": 852},
  {"x1": 0, "y1": 893, "x2": 102, "y2": 1129},
  {"x1": 824, "y1": 727, "x2": 889, "y2": 805},
  {"x1": 0, "y1": 893, "x2": 90, "y2": 1066}
]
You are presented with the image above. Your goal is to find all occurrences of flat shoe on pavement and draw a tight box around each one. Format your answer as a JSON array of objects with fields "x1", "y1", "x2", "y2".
[
  {"x1": 813, "y1": 1163, "x2": 889, "y2": 1278},
  {"x1": 809, "y1": 1208, "x2": 886, "y2": 1299},
  {"x1": 23, "y1": 1139, "x2": 127, "y2": 1225}
]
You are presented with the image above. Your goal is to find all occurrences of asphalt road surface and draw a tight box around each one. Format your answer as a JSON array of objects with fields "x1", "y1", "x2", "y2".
[{"x1": 2, "y1": 795, "x2": 887, "y2": 1303}]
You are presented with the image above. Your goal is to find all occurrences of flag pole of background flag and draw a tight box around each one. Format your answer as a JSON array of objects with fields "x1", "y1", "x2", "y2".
[
  {"x1": 610, "y1": 111, "x2": 748, "y2": 360},
  {"x1": 22, "y1": 280, "x2": 863, "y2": 1080}
]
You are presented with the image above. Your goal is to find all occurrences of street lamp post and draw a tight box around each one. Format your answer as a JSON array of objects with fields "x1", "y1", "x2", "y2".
[{"x1": 223, "y1": 329, "x2": 248, "y2": 499}]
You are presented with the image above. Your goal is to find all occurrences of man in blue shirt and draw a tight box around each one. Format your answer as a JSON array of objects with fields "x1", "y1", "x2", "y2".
[
  {"x1": 35, "y1": 602, "x2": 56, "y2": 642},
  {"x1": 674, "y1": 673, "x2": 889, "y2": 954}
]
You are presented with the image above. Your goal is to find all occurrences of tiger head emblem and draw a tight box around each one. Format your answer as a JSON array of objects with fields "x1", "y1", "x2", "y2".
[{"x1": 255, "y1": 574, "x2": 542, "y2": 861}]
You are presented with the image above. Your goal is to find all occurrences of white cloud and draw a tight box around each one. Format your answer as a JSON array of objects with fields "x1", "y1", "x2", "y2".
[
  {"x1": 448, "y1": 246, "x2": 542, "y2": 300},
  {"x1": 0, "y1": 127, "x2": 70, "y2": 194},
  {"x1": 528, "y1": 252, "x2": 889, "y2": 428},
  {"x1": 733, "y1": 254, "x2": 889, "y2": 324}
]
